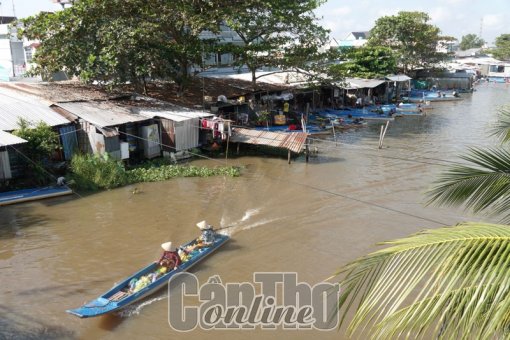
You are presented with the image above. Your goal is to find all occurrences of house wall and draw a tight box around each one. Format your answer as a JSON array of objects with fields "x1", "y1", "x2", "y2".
[
  {"x1": 160, "y1": 119, "x2": 176, "y2": 152},
  {"x1": 159, "y1": 118, "x2": 200, "y2": 153},
  {"x1": 488, "y1": 64, "x2": 510, "y2": 78},
  {"x1": 59, "y1": 125, "x2": 78, "y2": 161},
  {"x1": 0, "y1": 149, "x2": 11, "y2": 180}
]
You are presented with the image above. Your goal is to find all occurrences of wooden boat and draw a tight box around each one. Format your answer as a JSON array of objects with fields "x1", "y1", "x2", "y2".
[
  {"x1": 67, "y1": 233, "x2": 230, "y2": 318},
  {"x1": 0, "y1": 186, "x2": 72, "y2": 206}
]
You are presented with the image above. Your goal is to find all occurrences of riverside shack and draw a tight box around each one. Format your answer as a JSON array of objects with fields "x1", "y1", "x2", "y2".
[
  {"x1": 52, "y1": 101, "x2": 152, "y2": 161},
  {"x1": 134, "y1": 104, "x2": 213, "y2": 158}
]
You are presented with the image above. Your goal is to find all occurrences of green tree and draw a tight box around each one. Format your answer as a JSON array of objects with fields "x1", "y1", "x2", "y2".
[
  {"x1": 18, "y1": 0, "x2": 229, "y2": 93},
  {"x1": 12, "y1": 118, "x2": 60, "y2": 184},
  {"x1": 12, "y1": 118, "x2": 59, "y2": 163},
  {"x1": 328, "y1": 46, "x2": 396, "y2": 79},
  {"x1": 490, "y1": 34, "x2": 510, "y2": 60},
  {"x1": 334, "y1": 105, "x2": 510, "y2": 339},
  {"x1": 221, "y1": 0, "x2": 329, "y2": 88},
  {"x1": 368, "y1": 11, "x2": 453, "y2": 73},
  {"x1": 459, "y1": 33, "x2": 485, "y2": 50}
]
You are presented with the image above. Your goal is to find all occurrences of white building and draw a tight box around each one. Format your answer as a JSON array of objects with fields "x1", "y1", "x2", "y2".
[
  {"x1": 0, "y1": 17, "x2": 26, "y2": 81},
  {"x1": 338, "y1": 32, "x2": 370, "y2": 48}
]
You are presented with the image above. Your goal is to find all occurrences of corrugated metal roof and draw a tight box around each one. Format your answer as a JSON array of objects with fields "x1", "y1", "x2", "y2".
[
  {"x1": 0, "y1": 87, "x2": 71, "y2": 131},
  {"x1": 0, "y1": 130, "x2": 27, "y2": 146},
  {"x1": 55, "y1": 102, "x2": 149, "y2": 128},
  {"x1": 345, "y1": 78, "x2": 386, "y2": 89},
  {"x1": 230, "y1": 128, "x2": 308, "y2": 153},
  {"x1": 135, "y1": 106, "x2": 213, "y2": 122},
  {"x1": 386, "y1": 75, "x2": 412, "y2": 82},
  {"x1": 201, "y1": 70, "x2": 312, "y2": 87}
]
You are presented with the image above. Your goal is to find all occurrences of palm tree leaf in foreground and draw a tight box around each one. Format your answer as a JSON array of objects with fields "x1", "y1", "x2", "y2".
[
  {"x1": 427, "y1": 148, "x2": 510, "y2": 222},
  {"x1": 335, "y1": 223, "x2": 510, "y2": 340},
  {"x1": 491, "y1": 105, "x2": 510, "y2": 143}
]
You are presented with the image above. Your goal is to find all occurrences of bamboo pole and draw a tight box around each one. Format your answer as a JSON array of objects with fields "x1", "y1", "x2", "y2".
[{"x1": 379, "y1": 121, "x2": 390, "y2": 149}]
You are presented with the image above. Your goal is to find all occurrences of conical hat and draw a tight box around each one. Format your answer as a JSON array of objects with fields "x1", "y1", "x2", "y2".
[
  {"x1": 196, "y1": 220, "x2": 210, "y2": 230},
  {"x1": 161, "y1": 242, "x2": 172, "y2": 251}
]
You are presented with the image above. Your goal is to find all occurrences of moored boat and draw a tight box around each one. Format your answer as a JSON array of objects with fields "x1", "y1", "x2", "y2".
[
  {"x1": 67, "y1": 233, "x2": 229, "y2": 318},
  {"x1": 0, "y1": 186, "x2": 73, "y2": 206}
]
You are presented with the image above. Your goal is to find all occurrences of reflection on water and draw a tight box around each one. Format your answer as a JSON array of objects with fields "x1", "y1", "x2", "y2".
[{"x1": 0, "y1": 84, "x2": 509, "y2": 339}]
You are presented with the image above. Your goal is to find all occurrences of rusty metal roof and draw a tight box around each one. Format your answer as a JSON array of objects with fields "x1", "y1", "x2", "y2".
[
  {"x1": 0, "y1": 87, "x2": 71, "y2": 131},
  {"x1": 0, "y1": 130, "x2": 27, "y2": 146},
  {"x1": 230, "y1": 128, "x2": 308, "y2": 153}
]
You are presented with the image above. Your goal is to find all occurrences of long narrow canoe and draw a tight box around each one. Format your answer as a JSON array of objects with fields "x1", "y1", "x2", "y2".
[
  {"x1": 0, "y1": 186, "x2": 72, "y2": 206},
  {"x1": 67, "y1": 233, "x2": 229, "y2": 318}
]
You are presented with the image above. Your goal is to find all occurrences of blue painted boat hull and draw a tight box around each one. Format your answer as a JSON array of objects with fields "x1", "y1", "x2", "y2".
[
  {"x1": 66, "y1": 234, "x2": 230, "y2": 318},
  {"x1": 0, "y1": 186, "x2": 72, "y2": 206}
]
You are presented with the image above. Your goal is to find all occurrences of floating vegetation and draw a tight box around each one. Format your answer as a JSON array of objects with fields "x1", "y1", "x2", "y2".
[{"x1": 70, "y1": 153, "x2": 240, "y2": 191}]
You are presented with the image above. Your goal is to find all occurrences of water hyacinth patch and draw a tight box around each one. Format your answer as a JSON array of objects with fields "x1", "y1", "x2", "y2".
[{"x1": 70, "y1": 153, "x2": 240, "y2": 191}]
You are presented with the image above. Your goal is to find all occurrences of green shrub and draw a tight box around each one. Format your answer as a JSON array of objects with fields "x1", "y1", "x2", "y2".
[
  {"x1": 70, "y1": 153, "x2": 241, "y2": 191},
  {"x1": 70, "y1": 153, "x2": 128, "y2": 190}
]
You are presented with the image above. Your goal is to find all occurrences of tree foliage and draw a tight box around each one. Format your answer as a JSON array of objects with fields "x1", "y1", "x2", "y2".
[
  {"x1": 12, "y1": 118, "x2": 59, "y2": 162},
  {"x1": 329, "y1": 46, "x2": 396, "y2": 79},
  {"x1": 368, "y1": 11, "x2": 453, "y2": 73},
  {"x1": 427, "y1": 106, "x2": 510, "y2": 222},
  {"x1": 335, "y1": 223, "x2": 510, "y2": 340},
  {"x1": 459, "y1": 34, "x2": 485, "y2": 50},
  {"x1": 18, "y1": 0, "x2": 229, "y2": 93},
  {"x1": 11, "y1": 118, "x2": 60, "y2": 184},
  {"x1": 221, "y1": 0, "x2": 329, "y2": 87},
  {"x1": 490, "y1": 34, "x2": 510, "y2": 60}
]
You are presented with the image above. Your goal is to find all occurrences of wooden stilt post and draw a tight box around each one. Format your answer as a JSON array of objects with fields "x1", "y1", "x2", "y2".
[
  {"x1": 225, "y1": 134, "x2": 230, "y2": 164},
  {"x1": 379, "y1": 125, "x2": 384, "y2": 149},
  {"x1": 237, "y1": 142, "x2": 240, "y2": 155},
  {"x1": 288, "y1": 149, "x2": 291, "y2": 164},
  {"x1": 331, "y1": 120, "x2": 336, "y2": 144},
  {"x1": 305, "y1": 138, "x2": 309, "y2": 163}
]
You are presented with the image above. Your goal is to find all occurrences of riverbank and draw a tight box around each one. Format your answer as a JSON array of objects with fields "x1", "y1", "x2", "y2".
[{"x1": 0, "y1": 84, "x2": 508, "y2": 339}]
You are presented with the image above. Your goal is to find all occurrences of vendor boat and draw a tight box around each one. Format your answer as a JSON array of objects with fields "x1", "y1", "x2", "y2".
[{"x1": 67, "y1": 233, "x2": 229, "y2": 318}]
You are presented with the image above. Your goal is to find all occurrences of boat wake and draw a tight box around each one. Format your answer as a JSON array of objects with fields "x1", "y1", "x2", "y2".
[
  {"x1": 117, "y1": 294, "x2": 167, "y2": 318},
  {"x1": 218, "y1": 207, "x2": 283, "y2": 236},
  {"x1": 241, "y1": 217, "x2": 282, "y2": 231},
  {"x1": 218, "y1": 208, "x2": 262, "y2": 236},
  {"x1": 241, "y1": 208, "x2": 260, "y2": 222}
]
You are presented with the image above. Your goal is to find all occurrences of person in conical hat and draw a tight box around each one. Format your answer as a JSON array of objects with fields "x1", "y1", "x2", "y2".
[
  {"x1": 158, "y1": 241, "x2": 181, "y2": 269},
  {"x1": 196, "y1": 220, "x2": 215, "y2": 245},
  {"x1": 196, "y1": 220, "x2": 212, "y2": 230},
  {"x1": 161, "y1": 242, "x2": 172, "y2": 251}
]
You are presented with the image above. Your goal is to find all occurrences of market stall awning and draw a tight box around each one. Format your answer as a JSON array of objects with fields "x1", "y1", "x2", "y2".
[{"x1": 230, "y1": 128, "x2": 308, "y2": 153}]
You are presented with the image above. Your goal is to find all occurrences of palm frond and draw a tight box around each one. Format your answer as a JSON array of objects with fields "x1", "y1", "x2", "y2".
[
  {"x1": 491, "y1": 105, "x2": 510, "y2": 143},
  {"x1": 426, "y1": 147, "x2": 510, "y2": 222},
  {"x1": 335, "y1": 223, "x2": 510, "y2": 340}
]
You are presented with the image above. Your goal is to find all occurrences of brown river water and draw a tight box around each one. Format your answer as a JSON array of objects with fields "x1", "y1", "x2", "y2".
[{"x1": 1, "y1": 83, "x2": 510, "y2": 339}]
